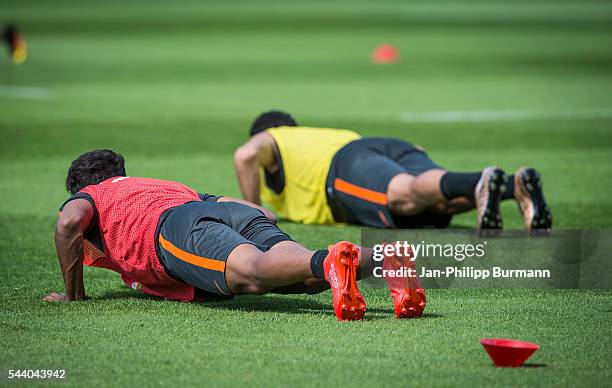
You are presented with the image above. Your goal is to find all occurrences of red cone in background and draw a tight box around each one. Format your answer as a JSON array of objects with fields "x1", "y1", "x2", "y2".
[
  {"x1": 372, "y1": 43, "x2": 398, "y2": 64},
  {"x1": 480, "y1": 338, "x2": 540, "y2": 367}
]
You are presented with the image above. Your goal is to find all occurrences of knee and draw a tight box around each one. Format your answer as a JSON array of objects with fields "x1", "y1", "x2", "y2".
[
  {"x1": 231, "y1": 276, "x2": 268, "y2": 295},
  {"x1": 387, "y1": 175, "x2": 420, "y2": 212},
  {"x1": 388, "y1": 186, "x2": 421, "y2": 216},
  {"x1": 226, "y1": 253, "x2": 269, "y2": 295},
  {"x1": 389, "y1": 199, "x2": 421, "y2": 216},
  {"x1": 387, "y1": 174, "x2": 414, "y2": 199},
  {"x1": 241, "y1": 281, "x2": 267, "y2": 295},
  {"x1": 389, "y1": 178, "x2": 440, "y2": 216},
  {"x1": 234, "y1": 277, "x2": 268, "y2": 295}
]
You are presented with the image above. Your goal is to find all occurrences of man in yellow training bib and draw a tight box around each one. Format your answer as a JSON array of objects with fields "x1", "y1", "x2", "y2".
[{"x1": 234, "y1": 111, "x2": 552, "y2": 232}]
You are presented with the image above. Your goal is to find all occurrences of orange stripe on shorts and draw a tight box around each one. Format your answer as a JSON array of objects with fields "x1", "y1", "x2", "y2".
[
  {"x1": 158, "y1": 233, "x2": 225, "y2": 272},
  {"x1": 334, "y1": 178, "x2": 388, "y2": 206}
]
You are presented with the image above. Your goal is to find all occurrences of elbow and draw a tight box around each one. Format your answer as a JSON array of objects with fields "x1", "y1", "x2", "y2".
[
  {"x1": 234, "y1": 146, "x2": 258, "y2": 167},
  {"x1": 56, "y1": 213, "x2": 85, "y2": 233}
]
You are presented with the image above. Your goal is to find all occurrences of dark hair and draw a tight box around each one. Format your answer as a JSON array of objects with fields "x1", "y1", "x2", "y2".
[
  {"x1": 249, "y1": 110, "x2": 297, "y2": 137},
  {"x1": 65, "y1": 149, "x2": 126, "y2": 194}
]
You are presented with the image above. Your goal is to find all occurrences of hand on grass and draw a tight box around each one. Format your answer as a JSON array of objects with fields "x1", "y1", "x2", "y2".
[
  {"x1": 43, "y1": 292, "x2": 88, "y2": 302},
  {"x1": 43, "y1": 292, "x2": 68, "y2": 302}
]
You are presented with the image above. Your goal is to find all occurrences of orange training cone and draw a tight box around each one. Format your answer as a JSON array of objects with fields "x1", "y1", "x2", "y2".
[
  {"x1": 372, "y1": 43, "x2": 398, "y2": 64},
  {"x1": 480, "y1": 338, "x2": 540, "y2": 367}
]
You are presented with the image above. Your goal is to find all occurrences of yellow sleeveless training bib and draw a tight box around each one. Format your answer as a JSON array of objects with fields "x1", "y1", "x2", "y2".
[{"x1": 260, "y1": 126, "x2": 361, "y2": 224}]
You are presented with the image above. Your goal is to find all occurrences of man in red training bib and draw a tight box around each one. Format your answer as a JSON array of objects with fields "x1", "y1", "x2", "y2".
[{"x1": 43, "y1": 149, "x2": 425, "y2": 321}]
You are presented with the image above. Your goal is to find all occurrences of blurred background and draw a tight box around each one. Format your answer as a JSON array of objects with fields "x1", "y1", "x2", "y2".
[{"x1": 1, "y1": 0, "x2": 612, "y2": 228}]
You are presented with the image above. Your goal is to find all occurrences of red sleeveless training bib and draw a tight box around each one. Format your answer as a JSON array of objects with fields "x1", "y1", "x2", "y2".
[{"x1": 80, "y1": 176, "x2": 201, "y2": 301}]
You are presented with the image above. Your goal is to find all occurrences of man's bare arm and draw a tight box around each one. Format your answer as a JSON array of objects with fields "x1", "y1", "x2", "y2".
[
  {"x1": 44, "y1": 199, "x2": 93, "y2": 302},
  {"x1": 233, "y1": 132, "x2": 277, "y2": 205},
  {"x1": 217, "y1": 196, "x2": 277, "y2": 223}
]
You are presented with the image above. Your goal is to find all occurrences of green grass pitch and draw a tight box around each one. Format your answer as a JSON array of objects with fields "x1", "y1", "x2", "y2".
[{"x1": 1, "y1": 0, "x2": 612, "y2": 386}]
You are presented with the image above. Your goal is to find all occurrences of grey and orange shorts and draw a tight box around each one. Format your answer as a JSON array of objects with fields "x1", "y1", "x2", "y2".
[
  {"x1": 325, "y1": 138, "x2": 452, "y2": 229},
  {"x1": 156, "y1": 201, "x2": 291, "y2": 297}
]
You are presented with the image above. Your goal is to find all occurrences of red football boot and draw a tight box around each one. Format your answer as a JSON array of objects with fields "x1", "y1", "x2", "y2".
[
  {"x1": 323, "y1": 241, "x2": 366, "y2": 321},
  {"x1": 382, "y1": 243, "x2": 426, "y2": 318}
]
